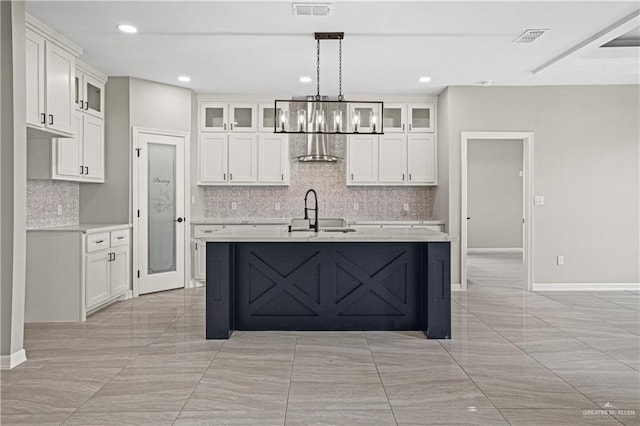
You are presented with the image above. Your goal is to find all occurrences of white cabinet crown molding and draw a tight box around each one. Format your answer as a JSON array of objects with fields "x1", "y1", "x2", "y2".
[{"x1": 25, "y1": 14, "x2": 83, "y2": 57}]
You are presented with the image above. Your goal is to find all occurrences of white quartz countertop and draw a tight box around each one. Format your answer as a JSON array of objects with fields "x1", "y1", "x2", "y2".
[
  {"x1": 27, "y1": 223, "x2": 131, "y2": 234},
  {"x1": 199, "y1": 226, "x2": 451, "y2": 242},
  {"x1": 192, "y1": 218, "x2": 444, "y2": 226}
]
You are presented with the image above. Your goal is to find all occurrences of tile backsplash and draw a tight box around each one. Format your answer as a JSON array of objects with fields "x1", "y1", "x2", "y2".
[
  {"x1": 203, "y1": 135, "x2": 435, "y2": 220},
  {"x1": 27, "y1": 180, "x2": 79, "y2": 229}
]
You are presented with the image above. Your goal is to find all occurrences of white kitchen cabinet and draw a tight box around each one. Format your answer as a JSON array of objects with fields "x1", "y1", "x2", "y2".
[
  {"x1": 349, "y1": 103, "x2": 382, "y2": 133},
  {"x1": 378, "y1": 134, "x2": 407, "y2": 183},
  {"x1": 53, "y1": 113, "x2": 104, "y2": 182},
  {"x1": 198, "y1": 99, "x2": 289, "y2": 186},
  {"x1": 228, "y1": 134, "x2": 258, "y2": 182},
  {"x1": 382, "y1": 104, "x2": 407, "y2": 133},
  {"x1": 84, "y1": 230, "x2": 130, "y2": 311},
  {"x1": 407, "y1": 134, "x2": 436, "y2": 184},
  {"x1": 75, "y1": 60, "x2": 106, "y2": 119},
  {"x1": 258, "y1": 103, "x2": 287, "y2": 132},
  {"x1": 348, "y1": 135, "x2": 378, "y2": 184},
  {"x1": 25, "y1": 225, "x2": 130, "y2": 322},
  {"x1": 25, "y1": 27, "x2": 77, "y2": 137},
  {"x1": 193, "y1": 240, "x2": 207, "y2": 281},
  {"x1": 200, "y1": 103, "x2": 257, "y2": 132},
  {"x1": 258, "y1": 134, "x2": 289, "y2": 184},
  {"x1": 408, "y1": 103, "x2": 435, "y2": 132}
]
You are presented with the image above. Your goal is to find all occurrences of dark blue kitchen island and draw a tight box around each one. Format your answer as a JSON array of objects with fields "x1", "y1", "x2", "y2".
[{"x1": 204, "y1": 227, "x2": 451, "y2": 339}]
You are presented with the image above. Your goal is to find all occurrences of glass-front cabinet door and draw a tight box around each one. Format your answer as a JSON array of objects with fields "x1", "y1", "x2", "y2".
[
  {"x1": 75, "y1": 70, "x2": 105, "y2": 119},
  {"x1": 259, "y1": 103, "x2": 287, "y2": 132},
  {"x1": 408, "y1": 103, "x2": 435, "y2": 132},
  {"x1": 230, "y1": 104, "x2": 256, "y2": 132},
  {"x1": 382, "y1": 104, "x2": 406, "y2": 133},
  {"x1": 349, "y1": 104, "x2": 382, "y2": 134},
  {"x1": 201, "y1": 103, "x2": 228, "y2": 132}
]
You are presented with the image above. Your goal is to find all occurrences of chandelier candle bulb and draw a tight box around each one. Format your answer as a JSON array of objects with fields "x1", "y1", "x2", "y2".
[
  {"x1": 298, "y1": 110, "x2": 306, "y2": 132},
  {"x1": 280, "y1": 110, "x2": 287, "y2": 132},
  {"x1": 333, "y1": 110, "x2": 342, "y2": 132},
  {"x1": 371, "y1": 112, "x2": 378, "y2": 133},
  {"x1": 353, "y1": 111, "x2": 360, "y2": 132}
]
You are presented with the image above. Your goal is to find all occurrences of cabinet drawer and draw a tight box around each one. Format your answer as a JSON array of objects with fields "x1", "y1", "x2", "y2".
[
  {"x1": 86, "y1": 232, "x2": 109, "y2": 253},
  {"x1": 194, "y1": 225, "x2": 224, "y2": 238},
  {"x1": 110, "y1": 229, "x2": 129, "y2": 247}
]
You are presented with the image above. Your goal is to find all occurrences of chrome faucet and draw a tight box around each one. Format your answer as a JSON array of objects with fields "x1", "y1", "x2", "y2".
[{"x1": 304, "y1": 189, "x2": 319, "y2": 232}]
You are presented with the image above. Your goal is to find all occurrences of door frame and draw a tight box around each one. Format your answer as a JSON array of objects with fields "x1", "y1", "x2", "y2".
[
  {"x1": 132, "y1": 127, "x2": 190, "y2": 297},
  {"x1": 460, "y1": 131, "x2": 534, "y2": 291}
]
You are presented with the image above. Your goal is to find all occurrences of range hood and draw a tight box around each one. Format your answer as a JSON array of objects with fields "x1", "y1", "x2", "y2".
[{"x1": 294, "y1": 96, "x2": 342, "y2": 163}]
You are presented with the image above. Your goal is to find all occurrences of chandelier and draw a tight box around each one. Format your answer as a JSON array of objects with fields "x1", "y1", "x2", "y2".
[{"x1": 273, "y1": 32, "x2": 384, "y2": 135}]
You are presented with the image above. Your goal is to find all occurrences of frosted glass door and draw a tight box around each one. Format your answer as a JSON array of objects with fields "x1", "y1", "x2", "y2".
[
  {"x1": 148, "y1": 143, "x2": 176, "y2": 274},
  {"x1": 137, "y1": 132, "x2": 185, "y2": 295},
  {"x1": 230, "y1": 104, "x2": 256, "y2": 132},
  {"x1": 201, "y1": 103, "x2": 227, "y2": 132},
  {"x1": 383, "y1": 104, "x2": 406, "y2": 133},
  {"x1": 408, "y1": 104, "x2": 435, "y2": 132}
]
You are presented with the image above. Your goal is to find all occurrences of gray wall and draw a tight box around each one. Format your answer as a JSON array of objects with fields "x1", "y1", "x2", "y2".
[
  {"x1": 1, "y1": 0, "x2": 27, "y2": 362},
  {"x1": 433, "y1": 88, "x2": 450, "y2": 229},
  {"x1": 436, "y1": 85, "x2": 640, "y2": 285},
  {"x1": 79, "y1": 77, "x2": 130, "y2": 224},
  {"x1": 467, "y1": 139, "x2": 523, "y2": 249}
]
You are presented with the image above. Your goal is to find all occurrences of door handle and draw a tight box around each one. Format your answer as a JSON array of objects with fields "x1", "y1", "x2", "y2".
[
  {"x1": 467, "y1": 217, "x2": 471, "y2": 220},
  {"x1": 175, "y1": 217, "x2": 184, "y2": 223}
]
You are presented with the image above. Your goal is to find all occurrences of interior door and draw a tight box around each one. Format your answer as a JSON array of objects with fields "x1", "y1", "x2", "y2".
[{"x1": 137, "y1": 132, "x2": 186, "y2": 295}]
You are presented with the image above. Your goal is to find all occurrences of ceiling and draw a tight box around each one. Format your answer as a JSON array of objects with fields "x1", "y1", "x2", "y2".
[{"x1": 25, "y1": 1, "x2": 640, "y2": 96}]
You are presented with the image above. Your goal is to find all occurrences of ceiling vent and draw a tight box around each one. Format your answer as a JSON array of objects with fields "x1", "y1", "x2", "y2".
[
  {"x1": 513, "y1": 29, "x2": 548, "y2": 44},
  {"x1": 292, "y1": 3, "x2": 332, "y2": 17}
]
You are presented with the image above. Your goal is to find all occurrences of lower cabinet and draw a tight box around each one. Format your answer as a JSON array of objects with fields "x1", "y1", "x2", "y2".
[{"x1": 25, "y1": 225, "x2": 130, "y2": 322}]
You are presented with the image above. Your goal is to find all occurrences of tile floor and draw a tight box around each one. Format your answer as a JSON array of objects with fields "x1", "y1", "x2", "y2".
[{"x1": 1, "y1": 252, "x2": 638, "y2": 425}]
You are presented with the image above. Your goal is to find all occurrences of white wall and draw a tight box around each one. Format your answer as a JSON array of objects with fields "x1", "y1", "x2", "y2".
[
  {"x1": 467, "y1": 139, "x2": 523, "y2": 249},
  {"x1": 1, "y1": 0, "x2": 27, "y2": 366},
  {"x1": 437, "y1": 85, "x2": 640, "y2": 286}
]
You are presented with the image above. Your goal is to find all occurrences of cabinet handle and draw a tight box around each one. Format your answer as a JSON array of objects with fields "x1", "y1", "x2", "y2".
[
  {"x1": 402, "y1": 124, "x2": 405, "y2": 131},
  {"x1": 41, "y1": 113, "x2": 46, "y2": 124},
  {"x1": 408, "y1": 124, "x2": 412, "y2": 131},
  {"x1": 85, "y1": 166, "x2": 89, "y2": 175},
  {"x1": 281, "y1": 174, "x2": 284, "y2": 181},
  {"x1": 351, "y1": 173, "x2": 354, "y2": 180},
  {"x1": 49, "y1": 115, "x2": 54, "y2": 125},
  {"x1": 230, "y1": 123, "x2": 234, "y2": 131},
  {"x1": 402, "y1": 173, "x2": 405, "y2": 180},
  {"x1": 80, "y1": 165, "x2": 84, "y2": 175},
  {"x1": 230, "y1": 173, "x2": 233, "y2": 181},
  {"x1": 80, "y1": 100, "x2": 84, "y2": 109},
  {"x1": 195, "y1": 242, "x2": 198, "y2": 250},
  {"x1": 85, "y1": 102, "x2": 89, "y2": 111},
  {"x1": 117, "y1": 236, "x2": 125, "y2": 240},
  {"x1": 409, "y1": 173, "x2": 412, "y2": 181},
  {"x1": 95, "y1": 239, "x2": 104, "y2": 244},
  {"x1": 223, "y1": 123, "x2": 226, "y2": 130},
  {"x1": 223, "y1": 173, "x2": 226, "y2": 180}
]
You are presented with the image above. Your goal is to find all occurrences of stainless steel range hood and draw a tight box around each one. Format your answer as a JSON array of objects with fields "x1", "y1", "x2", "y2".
[{"x1": 294, "y1": 96, "x2": 342, "y2": 163}]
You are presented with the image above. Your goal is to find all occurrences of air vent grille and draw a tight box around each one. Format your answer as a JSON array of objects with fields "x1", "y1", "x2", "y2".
[
  {"x1": 293, "y1": 3, "x2": 332, "y2": 17},
  {"x1": 513, "y1": 29, "x2": 548, "y2": 44}
]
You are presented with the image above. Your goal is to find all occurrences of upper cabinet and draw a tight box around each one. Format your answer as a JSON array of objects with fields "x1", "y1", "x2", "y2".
[
  {"x1": 347, "y1": 100, "x2": 437, "y2": 186},
  {"x1": 258, "y1": 103, "x2": 287, "y2": 133},
  {"x1": 198, "y1": 99, "x2": 290, "y2": 186},
  {"x1": 75, "y1": 61, "x2": 105, "y2": 119},
  {"x1": 25, "y1": 16, "x2": 82, "y2": 137},
  {"x1": 200, "y1": 103, "x2": 257, "y2": 132}
]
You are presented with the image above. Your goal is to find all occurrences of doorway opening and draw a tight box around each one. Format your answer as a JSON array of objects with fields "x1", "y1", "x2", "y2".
[{"x1": 461, "y1": 132, "x2": 534, "y2": 291}]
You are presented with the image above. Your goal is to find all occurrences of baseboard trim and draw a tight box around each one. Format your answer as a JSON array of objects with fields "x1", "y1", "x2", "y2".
[
  {"x1": 186, "y1": 279, "x2": 205, "y2": 288},
  {"x1": 0, "y1": 349, "x2": 27, "y2": 370},
  {"x1": 533, "y1": 282, "x2": 640, "y2": 292},
  {"x1": 451, "y1": 283, "x2": 463, "y2": 291},
  {"x1": 467, "y1": 248, "x2": 523, "y2": 254}
]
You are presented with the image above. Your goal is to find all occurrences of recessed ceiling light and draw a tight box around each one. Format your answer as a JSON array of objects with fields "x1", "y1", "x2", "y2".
[
  {"x1": 481, "y1": 80, "x2": 494, "y2": 87},
  {"x1": 299, "y1": 76, "x2": 312, "y2": 83},
  {"x1": 178, "y1": 75, "x2": 191, "y2": 83},
  {"x1": 117, "y1": 24, "x2": 138, "y2": 34},
  {"x1": 418, "y1": 76, "x2": 432, "y2": 83}
]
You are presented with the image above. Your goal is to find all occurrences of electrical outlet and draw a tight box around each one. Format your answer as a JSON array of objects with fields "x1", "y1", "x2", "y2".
[
  {"x1": 274, "y1": 202, "x2": 280, "y2": 211},
  {"x1": 403, "y1": 203, "x2": 409, "y2": 211},
  {"x1": 557, "y1": 255, "x2": 564, "y2": 266},
  {"x1": 231, "y1": 202, "x2": 237, "y2": 210},
  {"x1": 353, "y1": 202, "x2": 359, "y2": 211},
  {"x1": 535, "y1": 196, "x2": 545, "y2": 205},
  {"x1": 57, "y1": 205, "x2": 62, "y2": 216}
]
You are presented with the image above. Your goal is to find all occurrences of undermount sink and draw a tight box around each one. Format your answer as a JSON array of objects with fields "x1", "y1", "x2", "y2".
[{"x1": 288, "y1": 218, "x2": 356, "y2": 233}]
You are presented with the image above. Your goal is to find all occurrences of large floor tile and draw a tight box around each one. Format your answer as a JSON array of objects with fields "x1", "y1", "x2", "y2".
[
  {"x1": 285, "y1": 409, "x2": 397, "y2": 425},
  {"x1": 77, "y1": 367, "x2": 204, "y2": 412},
  {"x1": 62, "y1": 411, "x2": 179, "y2": 425},
  {"x1": 0, "y1": 413, "x2": 70, "y2": 425},
  {"x1": 175, "y1": 410, "x2": 286, "y2": 425},
  {"x1": 392, "y1": 407, "x2": 509, "y2": 425},
  {"x1": 500, "y1": 408, "x2": 623, "y2": 425}
]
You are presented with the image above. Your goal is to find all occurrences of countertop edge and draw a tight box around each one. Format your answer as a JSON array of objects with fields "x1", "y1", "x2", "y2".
[{"x1": 27, "y1": 223, "x2": 132, "y2": 233}]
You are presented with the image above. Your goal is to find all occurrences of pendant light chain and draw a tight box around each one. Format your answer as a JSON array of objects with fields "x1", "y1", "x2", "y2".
[
  {"x1": 316, "y1": 38, "x2": 321, "y2": 100},
  {"x1": 338, "y1": 38, "x2": 343, "y2": 101}
]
